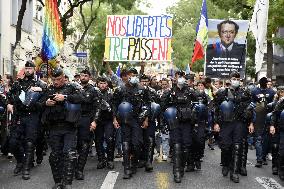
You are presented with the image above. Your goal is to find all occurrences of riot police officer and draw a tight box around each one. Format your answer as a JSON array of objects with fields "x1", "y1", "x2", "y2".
[
  {"x1": 270, "y1": 86, "x2": 284, "y2": 179},
  {"x1": 75, "y1": 69, "x2": 101, "y2": 180},
  {"x1": 251, "y1": 77, "x2": 275, "y2": 167},
  {"x1": 41, "y1": 67, "x2": 83, "y2": 189},
  {"x1": 94, "y1": 76, "x2": 115, "y2": 170},
  {"x1": 213, "y1": 72, "x2": 254, "y2": 183},
  {"x1": 161, "y1": 76, "x2": 196, "y2": 183},
  {"x1": 191, "y1": 80, "x2": 210, "y2": 170},
  {"x1": 112, "y1": 68, "x2": 151, "y2": 179},
  {"x1": 139, "y1": 74, "x2": 160, "y2": 172},
  {"x1": 7, "y1": 61, "x2": 46, "y2": 180}
]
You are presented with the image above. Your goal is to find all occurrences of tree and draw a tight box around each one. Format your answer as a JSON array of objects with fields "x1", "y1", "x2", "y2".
[{"x1": 78, "y1": 1, "x2": 144, "y2": 75}]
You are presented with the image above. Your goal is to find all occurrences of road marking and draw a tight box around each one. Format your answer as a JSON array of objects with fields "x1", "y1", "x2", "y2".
[
  {"x1": 100, "y1": 171, "x2": 119, "y2": 189},
  {"x1": 255, "y1": 177, "x2": 284, "y2": 189},
  {"x1": 156, "y1": 172, "x2": 170, "y2": 189}
]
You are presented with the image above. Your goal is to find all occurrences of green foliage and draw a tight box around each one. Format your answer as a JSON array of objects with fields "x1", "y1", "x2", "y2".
[{"x1": 76, "y1": 0, "x2": 142, "y2": 75}]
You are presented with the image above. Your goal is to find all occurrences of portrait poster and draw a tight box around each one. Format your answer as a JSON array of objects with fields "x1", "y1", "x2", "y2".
[
  {"x1": 104, "y1": 15, "x2": 173, "y2": 62},
  {"x1": 205, "y1": 19, "x2": 249, "y2": 78}
]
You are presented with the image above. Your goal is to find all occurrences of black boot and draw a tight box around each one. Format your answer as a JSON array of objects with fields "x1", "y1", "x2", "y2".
[
  {"x1": 230, "y1": 144, "x2": 241, "y2": 183},
  {"x1": 194, "y1": 150, "x2": 202, "y2": 170},
  {"x1": 106, "y1": 139, "x2": 115, "y2": 170},
  {"x1": 122, "y1": 142, "x2": 132, "y2": 179},
  {"x1": 145, "y1": 137, "x2": 154, "y2": 172},
  {"x1": 279, "y1": 155, "x2": 284, "y2": 180},
  {"x1": 22, "y1": 142, "x2": 34, "y2": 180},
  {"x1": 240, "y1": 139, "x2": 248, "y2": 176},
  {"x1": 49, "y1": 152, "x2": 63, "y2": 188},
  {"x1": 62, "y1": 151, "x2": 76, "y2": 188},
  {"x1": 221, "y1": 148, "x2": 231, "y2": 177},
  {"x1": 272, "y1": 144, "x2": 279, "y2": 175},
  {"x1": 173, "y1": 144, "x2": 182, "y2": 183},
  {"x1": 14, "y1": 163, "x2": 23, "y2": 176},
  {"x1": 131, "y1": 146, "x2": 141, "y2": 175},
  {"x1": 185, "y1": 148, "x2": 194, "y2": 172},
  {"x1": 75, "y1": 142, "x2": 90, "y2": 180}
]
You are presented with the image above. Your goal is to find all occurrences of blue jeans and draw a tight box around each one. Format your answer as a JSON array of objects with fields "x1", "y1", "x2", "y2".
[
  {"x1": 255, "y1": 134, "x2": 263, "y2": 161},
  {"x1": 161, "y1": 132, "x2": 170, "y2": 156}
]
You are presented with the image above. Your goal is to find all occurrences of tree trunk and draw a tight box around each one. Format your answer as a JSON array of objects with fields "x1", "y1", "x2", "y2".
[
  {"x1": 74, "y1": 18, "x2": 95, "y2": 52},
  {"x1": 14, "y1": 0, "x2": 28, "y2": 48},
  {"x1": 267, "y1": 40, "x2": 273, "y2": 78}
]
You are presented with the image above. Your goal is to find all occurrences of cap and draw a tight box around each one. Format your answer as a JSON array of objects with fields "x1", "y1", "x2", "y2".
[
  {"x1": 25, "y1": 61, "x2": 35, "y2": 68},
  {"x1": 51, "y1": 67, "x2": 64, "y2": 77}
]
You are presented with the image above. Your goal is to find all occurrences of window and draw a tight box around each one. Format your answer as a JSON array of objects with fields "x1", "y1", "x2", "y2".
[
  {"x1": 34, "y1": 0, "x2": 43, "y2": 22},
  {"x1": 11, "y1": 0, "x2": 33, "y2": 33}
]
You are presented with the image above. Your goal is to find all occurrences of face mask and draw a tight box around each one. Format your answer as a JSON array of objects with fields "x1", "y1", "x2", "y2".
[
  {"x1": 177, "y1": 77, "x2": 186, "y2": 88},
  {"x1": 129, "y1": 76, "x2": 139, "y2": 85},
  {"x1": 231, "y1": 80, "x2": 240, "y2": 88}
]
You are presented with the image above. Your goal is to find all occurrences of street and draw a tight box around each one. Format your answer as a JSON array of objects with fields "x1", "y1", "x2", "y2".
[{"x1": 0, "y1": 146, "x2": 283, "y2": 189}]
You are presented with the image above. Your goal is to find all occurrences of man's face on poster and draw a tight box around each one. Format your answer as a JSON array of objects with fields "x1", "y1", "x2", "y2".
[{"x1": 220, "y1": 23, "x2": 236, "y2": 46}]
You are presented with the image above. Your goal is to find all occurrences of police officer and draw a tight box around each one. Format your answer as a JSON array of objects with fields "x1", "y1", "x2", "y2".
[
  {"x1": 7, "y1": 61, "x2": 46, "y2": 180},
  {"x1": 269, "y1": 86, "x2": 284, "y2": 178},
  {"x1": 213, "y1": 72, "x2": 254, "y2": 183},
  {"x1": 161, "y1": 75, "x2": 196, "y2": 183},
  {"x1": 94, "y1": 76, "x2": 115, "y2": 170},
  {"x1": 75, "y1": 69, "x2": 101, "y2": 180},
  {"x1": 112, "y1": 68, "x2": 151, "y2": 179},
  {"x1": 191, "y1": 80, "x2": 210, "y2": 170},
  {"x1": 41, "y1": 67, "x2": 83, "y2": 189},
  {"x1": 251, "y1": 77, "x2": 275, "y2": 167},
  {"x1": 139, "y1": 74, "x2": 160, "y2": 172}
]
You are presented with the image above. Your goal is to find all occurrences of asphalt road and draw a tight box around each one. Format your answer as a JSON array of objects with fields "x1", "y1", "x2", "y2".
[{"x1": 0, "y1": 146, "x2": 283, "y2": 189}]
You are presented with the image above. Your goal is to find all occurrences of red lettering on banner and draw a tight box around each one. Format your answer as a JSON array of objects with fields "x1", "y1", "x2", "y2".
[
  {"x1": 121, "y1": 16, "x2": 127, "y2": 36},
  {"x1": 107, "y1": 16, "x2": 116, "y2": 36}
]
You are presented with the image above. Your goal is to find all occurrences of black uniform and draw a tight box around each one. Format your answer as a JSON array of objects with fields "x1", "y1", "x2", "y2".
[
  {"x1": 213, "y1": 86, "x2": 253, "y2": 182},
  {"x1": 161, "y1": 85, "x2": 196, "y2": 182},
  {"x1": 191, "y1": 90, "x2": 210, "y2": 169},
  {"x1": 75, "y1": 83, "x2": 101, "y2": 180},
  {"x1": 270, "y1": 98, "x2": 284, "y2": 180},
  {"x1": 41, "y1": 82, "x2": 82, "y2": 188},
  {"x1": 8, "y1": 76, "x2": 46, "y2": 179},
  {"x1": 95, "y1": 88, "x2": 115, "y2": 169},
  {"x1": 112, "y1": 83, "x2": 151, "y2": 179},
  {"x1": 140, "y1": 86, "x2": 159, "y2": 172}
]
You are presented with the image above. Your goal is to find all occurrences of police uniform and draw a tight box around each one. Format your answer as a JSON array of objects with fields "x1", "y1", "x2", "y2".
[
  {"x1": 112, "y1": 81, "x2": 151, "y2": 179},
  {"x1": 75, "y1": 82, "x2": 101, "y2": 180},
  {"x1": 140, "y1": 86, "x2": 160, "y2": 172},
  {"x1": 95, "y1": 86, "x2": 115, "y2": 170},
  {"x1": 270, "y1": 96, "x2": 284, "y2": 180},
  {"x1": 191, "y1": 90, "x2": 210, "y2": 170},
  {"x1": 161, "y1": 78, "x2": 196, "y2": 183},
  {"x1": 8, "y1": 61, "x2": 46, "y2": 180},
  {"x1": 213, "y1": 85, "x2": 253, "y2": 183},
  {"x1": 41, "y1": 68, "x2": 83, "y2": 189}
]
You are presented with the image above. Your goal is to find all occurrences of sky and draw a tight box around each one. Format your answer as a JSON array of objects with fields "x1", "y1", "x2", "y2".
[{"x1": 140, "y1": 0, "x2": 179, "y2": 15}]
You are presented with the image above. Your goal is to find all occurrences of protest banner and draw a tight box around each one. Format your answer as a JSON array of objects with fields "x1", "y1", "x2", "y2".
[
  {"x1": 205, "y1": 19, "x2": 249, "y2": 78},
  {"x1": 105, "y1": 15, "x2": 173, "y2": 62}
]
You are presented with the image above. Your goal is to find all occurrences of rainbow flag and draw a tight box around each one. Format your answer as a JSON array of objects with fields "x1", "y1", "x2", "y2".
[
  {"x1": 191, "y1": 0, "x2": 208, "y2": 65},
  {"x1": 41, "y1": 0, "x2": 64, "y2": 61}
]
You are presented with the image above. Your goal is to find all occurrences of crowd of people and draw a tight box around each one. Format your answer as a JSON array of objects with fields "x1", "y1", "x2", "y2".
[{"x1": 0, "y1": 60, "x2": 284, "y2": 189}]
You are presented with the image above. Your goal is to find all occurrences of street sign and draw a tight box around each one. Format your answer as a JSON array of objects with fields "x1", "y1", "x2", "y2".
[{"x1": 74, "y1": 52, "x2": 87, "y2": 58}]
